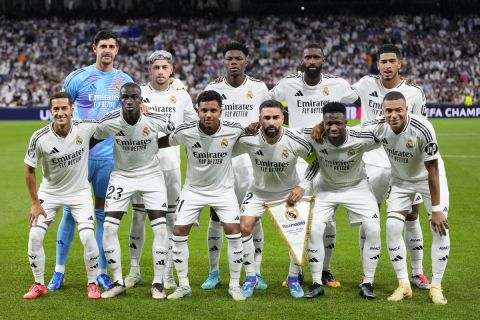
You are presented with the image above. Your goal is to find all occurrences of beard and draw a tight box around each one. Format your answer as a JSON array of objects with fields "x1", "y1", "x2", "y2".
[
  {"x1": 264, "y1": 125, "x2": 280, "y2": 138},
  {"x1": 304, "y1": 65, "x2": 322, "y2": 79}
]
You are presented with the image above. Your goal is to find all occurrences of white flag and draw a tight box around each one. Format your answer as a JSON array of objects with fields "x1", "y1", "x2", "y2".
[{"x1": 264, "y1": 196, "x2": 314, "y2": 266}]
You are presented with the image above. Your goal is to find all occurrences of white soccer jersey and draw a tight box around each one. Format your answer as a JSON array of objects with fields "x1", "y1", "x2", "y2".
[
  {"x1": 169, "y1": 119, "x2": 243, "y2": 191},
  {"x1": 24, "y1": 120, "x2": 97, "y2": 196},
  {"x1": 94, "y1": 110, "x2": 175, "y2": 177},
  {"x1": 141, "y1": 83, "x2": 197, "y2": 170},
  {"x1": 234, "y1": 128, "x2": 316, "y2": 197},
  {"x1": 362, "y1": 114, "x2": 440, "y2": 182},
  {"x1": 352, "y1": 75, "x2": 427, "y2": 167},
  {"x1": 269, "y1": 72, "x2": 357, "y2": 128},
  {"x1": 301, "y1": 126, "x2": 379, "y2": 187}
]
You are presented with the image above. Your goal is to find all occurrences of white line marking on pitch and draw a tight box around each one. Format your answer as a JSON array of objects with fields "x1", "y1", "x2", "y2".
[{"x1": 442, "y1": 155, "x2": 480, "y2": 158}]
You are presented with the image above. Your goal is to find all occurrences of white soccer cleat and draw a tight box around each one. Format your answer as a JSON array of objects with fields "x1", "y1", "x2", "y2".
[
  {"x1": 101, "y1": 281, "x2": 126, "y2": 298},
  {"x1": 167, "y1": 285, "x2": 192, "y2": 300},
  {"x1": 151, "y1": 283, "x2": 167, "y2": 299},
  {"x1": 387, "y1": 282, "x2": 413, "y2": 302},
  {"x1": 228, "y1": 286, "x2": 246, "y2": 301},
  {"x1": 163, "y1": 275, "x2": 177, "y2": 290},
  {"x1": 124, "y1": 272, "x2": 142, "y2": 289},
  {"x1": 429, "y1": 285, "x2": 448, "y2": 305}
]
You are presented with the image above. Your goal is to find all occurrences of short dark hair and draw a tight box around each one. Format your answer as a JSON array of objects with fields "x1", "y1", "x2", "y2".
[
  {"x1": 197, "y1": 90, "x2": 223, "y2": 108},
  {"x1": 377, "y1": 44, "x2": 401, "y2": 59},
  {"x1": 93, "y1": 30, "x2": 119, "y2": 46},
  {"x1": 323, "y1": 102, "x2": 346, "y2": 115},
  {"x1": 303, "y1": 43, "x2": 324, "y2": 55},
  {"x1": 259, "y1": 99, "x2": 283, "y2": 113},
  {"x1": 222, "y1": 42, "x2": 248, "y2": 57},
  {"x1": 50, "y1": 91, "x2": 73, "y2": 107},
  {"x1": 383, "y1": 91, "x2": 406, "y2": 103},
  {"x1": 120, "y1": 82, "x2": 141, "y2": 92}
]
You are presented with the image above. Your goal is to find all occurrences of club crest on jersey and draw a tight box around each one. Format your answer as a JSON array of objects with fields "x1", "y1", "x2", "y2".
[
  {"x1": 281, "y1": 148, "x2": 289, "y2": 159},
  {"x1": 75, "y1": 135, "x2": 83, "y2": 145},
  {"x1": 240, "y1": 204, "x2": 246, "y2": 213},
  {"x1": 143, "y1": 127, "x2": 150, "y2": 137},
  {"x1": 284, "y1": 207, "x2": 299, "y2": 222},
  {"x1": 114, "y1": 81, "x2": 121, "y2": 91},
  {"x1": 406, "y1": 136, "x2": 415, "y2": 148},
  {"x1": 323, "y1": 87, "x2": 330, "y2": 96},
  {"x1": 246, "y1": 90, "x2": 254, "y2": 99},
  {"x1": 170, "y1": 95, "x2": 177, "y2": 104},
  {"x1": 347, "y1": 148, "x2": 355, "y2": 156},
  {"x1": 221, "y1": 138, "x2": 228, "y2": 148}
]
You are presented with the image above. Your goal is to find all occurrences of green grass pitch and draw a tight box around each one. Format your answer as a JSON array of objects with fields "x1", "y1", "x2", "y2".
[{"x1": 0, "y1": 119, "x2": 478, "y2": 319}]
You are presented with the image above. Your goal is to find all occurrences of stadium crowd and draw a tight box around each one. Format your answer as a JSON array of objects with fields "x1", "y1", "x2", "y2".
[{"x1": 0, "y1": 14, "x2": 479, "y2": 107}]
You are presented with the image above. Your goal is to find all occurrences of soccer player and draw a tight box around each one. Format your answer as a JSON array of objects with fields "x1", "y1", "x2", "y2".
[
  {"x1": 235, "y1": 100, "x2": 317, "y2": 299},
  {"x1": 125, "y1": 50, "x2": 197, "y2": 290},
  {"x1": 202, "y1": 42, "x2": 270, "y2": 290},
  {"x1": 352, "y1": 44, "x2": 430, "y2": 289},
  {"x1": 300, "y1": 102, "x2": 381, "y2": 299},
  {"x1": 362, "y1": 91, "x2": 449, "y2": 304},
  {"x1": 48, "y1": 30, "x2": 133, "y2": 290},
  {"x1": 24, "y1": 92, "x2": 100, "y2": 299},
  {"x1": 269, "y1": 43, "x2": 357, "y2": 288},
  {"x1": 161, "y1": 90, "x2": 245, "y2": 301},
  {"x1": 91, "y1": 83, "x2": 174, "y2": 299}
]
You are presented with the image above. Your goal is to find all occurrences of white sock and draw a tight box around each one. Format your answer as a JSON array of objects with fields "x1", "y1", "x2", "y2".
[
  {"x1": 323, "y1": 221, "x2": 336, "y2": 271},
  {"x1": 361, "y1": 221, "x2": 381, "y2": 284},
  {"x1": 242, "y1": 234, "x2": 256, "y2": 277},
  {"x1": 359, "y1": 225, "x2": 366, "y2": 257},
  {"x1": 54, "y1": 264, "x2": 65, "y2": 274},
  {"x1": 164, "y1": 213, "x2": 175, "y2": 279},
  {"x1": 151, "y1": 217, "x2": 168, "y2": 284},
  {"x1": 430, "y1": 224, "x2": 450, "y2": 286},
  {"x1": 226, "y1": 233, "x2": 242, "y2": 288},
  {"x1": 78, "y1": 224, "x2": 99, "y2": 284},
  {"x1": 386, "y1": 213, "x2": 408, "y2": 283},
  {"x1": 129, "y1": 207, "x2": 146, "y2": 274},
  {"x1": 405, "y1": 218, "x2": 424, "y2": 276},
  {"x1": 252, "y1": 219, "x2": 264, "y2": 275},
  {"x1": 28, "y1": 223, "x2": 48, "y2": 284},
  {"x1": 308, "y1": 222, "x2": 326, "y2": 284},
  {"x1": 288, "y1": 253, "x2": 300, "y2": 277},
  {"x1": 207, "y1": 219, "x2": 223, "y2": 273},
  {"x1": 103, "y1": 217, "x2": 123, "y2": 285},
  {"x1": 172, "y1": 234, "x2": 189, "y2": 287}
]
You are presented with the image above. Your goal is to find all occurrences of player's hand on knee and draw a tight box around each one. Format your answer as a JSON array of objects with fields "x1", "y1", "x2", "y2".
[
  {"x1": 29, "y1": 203, "x2": 47, "y2": 227},
  {"x1": 431, "y1": 212, "x2": 448, "y2": 236},
  {"x1": 311, "y1": 121, "x2": 325, "y2": 143},
  {"x1": 244, "y1": 122, "x2": 260, "y2": 134}
]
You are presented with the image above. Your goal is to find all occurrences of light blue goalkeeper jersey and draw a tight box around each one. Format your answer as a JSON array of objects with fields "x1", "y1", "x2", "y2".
[{"x1": 64, "y1": 64, "x2": 133, "y2": 159}]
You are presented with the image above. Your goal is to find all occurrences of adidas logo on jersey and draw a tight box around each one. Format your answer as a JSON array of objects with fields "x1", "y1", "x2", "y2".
[
  {"x1": 49, "y1": 147, "x2": 59, "y2": 154},
  {"x1": 319, "y1": 148, "x2": 328, "y2": 155},
  {"x1": 221, "y1": 94, "x2": 227, "y2": 100},
  {"x1": 254, "y1": 149, "x2": 264, "y2": 156},
  {"x1": 116, "y1": 131, "x2": 126, "y2": 137},
  {"x1": 192, "y1": 142, "x2": 202, "y2": 148},
  {"x1": 294, "y1": 90, "x2": 304, "y2": 96},
  {"x1": 369, "y1": 91, "x2": 378, "y2": 97},
  {"x1": 88, "y1": 83, "x2": 97, "y2": 91},
  {"x1": 382, "y1": 138, "x2": 388, "y2": 145},
  {"x1": 143, "y1": 97, "x2": 150, "y2": 103}
]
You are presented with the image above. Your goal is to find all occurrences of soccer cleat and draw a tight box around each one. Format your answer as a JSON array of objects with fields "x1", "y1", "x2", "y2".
[
  {"x1": 167, "y1": 285, "x2": 192, "y2": 300},
  {"x1": 229, "y1": 286, "x2": 246, "y2": 301},
  {"x1": 87, "y1": 283, "x2": 101, "y2": 299},
  {"x1": 287, "y1": 276, "x2": 304, "y2": 298},
  {"x1": 97, "y1": 273, "x2": 112, "y2": 290},
  {"x1": 163, "y1": 275, "x2": 177, "y2": 290},
  {"x1": 429, "y1": 285, "x2": 448, "y2": 305},
  {"x1": 201, "y1": 270, "x2": 221, "y2": 289},
  {"x1": 23, "y1": 283, "x2": 47, "y2": 299},
  {"x1": 281, "y1": 270, "x2": 303, "y2": 288},
  {"x1": 303, "y1": 282, "x2": 324, "y2": 298},
  {"x1": 47, "y1": 271, "x2": 65, "y2": 290},
  {"x1": 410, "y1": 274, "x2": 430, "y2": 289},
  {"x1": 101, "y1": 281, "x2": 126, "y2": 298},
  {"x1": 241, "y1": 276, "x2": 257, "y2": 298},
  {"x1": 124, "y1": 272, "x2": 142, "y2": 289},
  {"x1": 321, "y1": 270, "x2": 341, "y2": 288},
  {"x1": 359, "y1": 282, "x2": 376, "y2": 299},
  {"x1": 255, "y1": 273, "x2": 268, "y2": 290},
  {"x1": 387, "y1": 282, "x2": 413, "y2": 302},
  {"x1": 151, "y1": 283, "x2": 167, "y2": 299}
]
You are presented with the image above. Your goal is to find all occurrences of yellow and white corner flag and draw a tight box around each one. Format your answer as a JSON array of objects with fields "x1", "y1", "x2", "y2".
[{"x1": 264, "y1": 196, "x2": 314, "y2": 266}]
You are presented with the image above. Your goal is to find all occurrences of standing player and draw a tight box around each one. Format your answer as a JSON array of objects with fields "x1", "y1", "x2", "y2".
[
  {"x1": 300, "y1": 102, "x2": 381, "y2": 299},
  {"x1": 161, "y1": 90, "x2": 245, "y2": 301},
  {"x1": 92, "y1": 83, "x2": 175, "y2": 299},
  {"x1": 202, "y1": 42, "x2": 270, "y2": 290},
  {"x1": 362, "y1": 92, "x2": 449, "y2": 304},
  {"x1": 235, "y1": 100, "x2": 318, "y2": 299},
  {"x1": 270, "y1": 43, "x2": 357, "y2": 288},
  {"x1": 24, "y1": 92, "x2": 100, "y2": 299},
  {"x1": 124, "y1": 50, "x2": 197, "y2": 290},
  {"x1": 47, "y1": 30, "x2": 133, "y2": 290},
  {"x1": 352, "y1": 44, "x2": 430, "y2": 289}
]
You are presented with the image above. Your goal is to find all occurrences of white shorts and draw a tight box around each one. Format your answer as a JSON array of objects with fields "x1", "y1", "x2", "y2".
[
  {"x1": 37, "y1": 188, "x2": 94, "y2": 225},
  {"x1": 313, "y1": 179, "x2": 379, "y2": 225},
  {"x1": 131, "y1": 168, "x2": 180, "y2": 213},
  {"x1": 233, "y1": 165, "x2": 253, "y2": 207},
  {"x1": 386, "y1": 174, "x2": 449, "y2": 218},
  {"x1": 105, "y1": 171, "x2": 167, "y2": 212},
  {"x1": 175, "y1": 187, "x2": 240, "y2": 225},
  {"x1": 240, "y1": 190, "x2": 291, "y2": 218}
]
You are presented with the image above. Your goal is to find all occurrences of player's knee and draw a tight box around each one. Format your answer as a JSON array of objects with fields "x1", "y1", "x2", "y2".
[
  {"x1": 78, "y1": 224, "x2": 95, "y2": 246},
  {"x1": 363, "y1": 221, "x2": 381, "y2": 239},
  {"x1": 406, "y1": 207, "x2": 419, "y2": 221},
  {"x1": 240, "y1": 223, "x2": 253, "y2": 237},
  {"x1": 29, "y1": 226, "x2": 47, "y2": 246},
  {"x1": 94, "y1": 197, "x2": 105, "y2": 209},
  {"x1": 223, "y1": 223, "x2": 240, "y2": 235}
]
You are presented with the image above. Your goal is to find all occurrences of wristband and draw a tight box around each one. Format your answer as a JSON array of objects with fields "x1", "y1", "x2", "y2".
[{"x1": 431, "y1": 205, "x2": 442, "y2": 212}]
